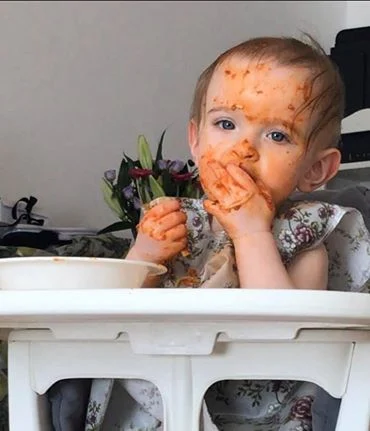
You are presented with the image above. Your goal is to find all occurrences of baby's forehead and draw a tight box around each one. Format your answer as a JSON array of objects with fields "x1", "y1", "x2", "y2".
[
  {"x1": 207, "y1": 56, "x2": 313, "y2": 102},
  {"x1": 205, "y1": 55, "x2": 323, "y2": 141}
]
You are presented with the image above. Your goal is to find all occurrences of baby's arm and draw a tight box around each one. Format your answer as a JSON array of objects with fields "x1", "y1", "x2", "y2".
[
  {"x1": 200, "y1": 161, "x2": 328, "y2": 290},
  {"x1": 234, "y1": 234, "x2": 328, "y2": 290},
  {"x1": 287, "y1": 243, "x2": 328, "y2": 290},
  {"x1": 126, "y1": 246, "x2": 163, "y2": 288}
]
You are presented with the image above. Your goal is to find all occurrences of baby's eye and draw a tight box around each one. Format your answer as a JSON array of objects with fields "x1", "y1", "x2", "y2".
[
  {"x1": 215, "y1": 119, "x2": 235, "y2": 130},
  {"x1": 267, "y1": 131, "x2": 289, "y2": 143}
]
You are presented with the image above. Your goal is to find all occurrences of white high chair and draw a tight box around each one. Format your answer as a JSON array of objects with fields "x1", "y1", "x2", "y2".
[
  {"x1": 5, "y1": 108, "x2": 370, "y2": 431},
  {"x1": 4, "y1": 289, "x2": 370, "y2": 431}
]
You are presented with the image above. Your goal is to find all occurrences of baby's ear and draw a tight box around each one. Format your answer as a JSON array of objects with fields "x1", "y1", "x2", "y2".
[
  {"x1": 188, "y1": 119, "x2": 199, "y2": 163},
  {"x1": 297, "y1": 147, "x2": 341, "y2": 192}
]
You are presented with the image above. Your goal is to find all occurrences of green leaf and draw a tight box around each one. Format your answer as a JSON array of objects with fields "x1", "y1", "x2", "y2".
[
  {"x1": 143, "y1": 185, "x2": 152, "y2": 204},
  {"x1": 123, "y1": 153, "x2": 136, "y2": 170},
  {"x1": 184, "y1": 182, "x2": 193, "y2": 197},
  {"x1": 101, "y1": 178, "x2": 125, "y2": 219},
  {"x1": 97, "y1": 220, "x2": 135, "y2": 235},
  {"x1": 138, "y1": 135, "x2": 153, "y2": 170},
  {"x1": 161, "y1": 169, "x2": 177, "y2": 196},
  {"x1": 148, "y1": 175, "x2": 166, "y2": 198},
  {"x1": 155, "y1": 129, "x2": 166, "y2": 163}
]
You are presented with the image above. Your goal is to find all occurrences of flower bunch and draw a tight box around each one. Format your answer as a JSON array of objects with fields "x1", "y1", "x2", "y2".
[{"x1": 99, "y1": 130, "x2": 203, "y2": 237}]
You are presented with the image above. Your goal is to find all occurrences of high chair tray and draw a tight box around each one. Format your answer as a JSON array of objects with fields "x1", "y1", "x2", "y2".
[
  {"x1": 0, "y1": 289, "x2": 367, "y2": 324},
  {"x1": 0, "y1": 289, "x2": 368, "y2": 353}
]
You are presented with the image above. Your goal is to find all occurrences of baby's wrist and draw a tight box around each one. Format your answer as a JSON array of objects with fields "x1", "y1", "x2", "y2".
[
  {"x1": 232, "y1": 230, "x2": 274, "y2": 245},
  {"x1": 126, "y1": 246, "x2": 162, "y2": 264}
]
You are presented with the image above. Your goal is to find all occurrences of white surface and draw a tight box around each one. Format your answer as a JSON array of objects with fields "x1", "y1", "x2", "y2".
[
  {"x1": 0, "y1": 1, "x2": 347, "y2": 229},
  {"x1": 0, "y1": 257, "x2": 166, "y2": 291},
  {"x1": 334, "y1": 108, "x2": 370, "y2": 176},
  {"x1": 346, "y1": 1, "x2": 370, "y2": 28},
  {"x1": 339, "y1": 161, "x2": 370, "y2": 171},
  {"x1": 8, "y1": 329, "x2": 370, "y2": 431},
  {"x1": 0, "y1": 289, "x2": 368, "y2": 326},
  {"x1": 342, "y1": 108, "x2": 370, "y2": 134},
  {"x1": 4, "y1": 289, "x2": 370, "y2": 430}
]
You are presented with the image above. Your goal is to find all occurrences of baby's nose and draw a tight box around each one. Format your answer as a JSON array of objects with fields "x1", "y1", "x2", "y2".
[{"x1": 239, "y1": 139, "x2": 259, "y2": 162}]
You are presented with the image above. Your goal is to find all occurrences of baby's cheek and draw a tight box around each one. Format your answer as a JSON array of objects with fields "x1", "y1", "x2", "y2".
[{"x1": 268, "y1": 169, "x2": 298, "y2": 204}]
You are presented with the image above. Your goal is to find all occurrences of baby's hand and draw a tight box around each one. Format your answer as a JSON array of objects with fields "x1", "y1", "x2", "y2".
[
  {"x1": 127, "y1": 198, "x2": 188, "y2": 264},
  {"x1": 201, "y1": 160, "x2": 275, "y2": 240}
]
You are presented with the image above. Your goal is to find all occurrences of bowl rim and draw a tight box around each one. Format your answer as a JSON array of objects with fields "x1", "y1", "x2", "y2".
[{"x1": 0, "y1": 256, "x2": 167, "y2": 276}]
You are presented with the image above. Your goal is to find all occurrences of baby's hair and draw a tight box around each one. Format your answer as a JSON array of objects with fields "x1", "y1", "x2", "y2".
[{"x1": 190, "y1": 34, "x2": 345, "y2": 148}]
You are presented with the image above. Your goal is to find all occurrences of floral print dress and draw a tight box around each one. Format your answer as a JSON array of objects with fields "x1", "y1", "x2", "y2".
[{"x1": 85, "y1": 198, "x2": 370, "y2": 431}]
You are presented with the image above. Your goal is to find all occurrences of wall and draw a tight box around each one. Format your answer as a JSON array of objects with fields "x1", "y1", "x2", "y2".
[
  {"x1": 0, "y1": 1, "x2": 347, "y2": 229},
  {"x1": 345, "y1": 1, "x2": 370, "y2": 29}
]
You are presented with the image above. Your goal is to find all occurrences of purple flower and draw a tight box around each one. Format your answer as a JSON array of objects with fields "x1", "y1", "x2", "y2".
[
  {"x1": 290, "y1": 396, "x2": 313, "y2": 420},
  {"x1": 157, "y1": 159, "x2": 170, "y2": 170},
  {"x1": 169, "y1": 160, "x2": 185, "y2": 173},
  {"x1": 104, "y1": 169, "x2": 116, "y2": 183},
  {"x1": 318, "y1": 206, "x2": 335, "y2": 219},
  {"x1": 294, "y1": 223, "x2": 315, "y2": 246},
  {"x1": 122, "y1": 185, "x2": 135, "y2": 200},
  {"x1": 133, "y1": 197, "x2": 141, "y2": 210}
]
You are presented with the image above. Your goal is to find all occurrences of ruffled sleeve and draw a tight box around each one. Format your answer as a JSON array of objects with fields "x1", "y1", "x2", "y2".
[{"x1": 274, "y1": 200, "x2": 370, "y2": 293}]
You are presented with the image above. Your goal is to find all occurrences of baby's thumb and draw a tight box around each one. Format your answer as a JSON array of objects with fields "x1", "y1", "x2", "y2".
[{"x1": 203, "y1": 199, "x2": 221, "y2": 217}]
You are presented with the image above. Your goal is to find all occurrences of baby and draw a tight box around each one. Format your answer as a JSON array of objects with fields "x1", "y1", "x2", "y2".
[
  {"x1": 84, "y1": 36, "x2": 370, "y2": 431},
  {"x1": 126, "y1": 34, "x2": 344, "y2": 291}
]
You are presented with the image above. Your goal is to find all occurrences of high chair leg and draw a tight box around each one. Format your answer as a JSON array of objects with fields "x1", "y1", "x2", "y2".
[
  {"x1": 8, "y1": 340, "x2": 51, "y2": 431},
  {"x1": 160, "y1": 357, "x2": 194, "y2": 431},
  {"x1": 335, "y1": 343, "x2": 370, "y2": 431}
]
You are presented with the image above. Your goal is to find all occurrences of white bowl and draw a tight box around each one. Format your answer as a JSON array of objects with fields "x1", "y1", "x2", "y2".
[{"x1": 0, "y1": 257, "x2": 167, "y2": 290}]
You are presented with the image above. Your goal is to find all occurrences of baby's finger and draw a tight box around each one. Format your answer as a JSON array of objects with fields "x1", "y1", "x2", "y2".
[
  {"x1": 255, "y1": 179, "x2": 275, "y2": 212},
  {"x1": 147, "y1": 199, "x2": 181, "y2": 219},
  {"x1": 203, "y1": 199, "x2": 222, "y2": 218},
  {"x1": 165, "y1": 224, "x2": 187, "y2": 241},
  {"x1": 225, "y1": 164, "x2": 257, "y2": 191},
  {"x1": 200, "y1": 160, "x2": 232, "y2": 201},
  {"x1": 171, "y1": 238, "x2": 188, "y2": 255},
  {"x1": 156, "y1": 210, "x2": 187, "y2": 232},
  {"x1": 143, "y1": 210, "x2": 186, "y2": 239}
]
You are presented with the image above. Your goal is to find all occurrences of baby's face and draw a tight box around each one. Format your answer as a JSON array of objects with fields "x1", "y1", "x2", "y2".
[{"x1": 194, "y1": 56, "x2": 320, "y2": 206}]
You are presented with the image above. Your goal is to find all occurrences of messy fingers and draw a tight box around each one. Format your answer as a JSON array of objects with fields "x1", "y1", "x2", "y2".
[
  {"x1": 200, "y1": 160, "x2": 235, "y2": 202},
  {"x1": 171, "y1": 238, "x2": 188, "y2": 255},
  {"x1": 142, "y1": 210, "x2": 186, "y2": 239},
  {"x1": 225, "y1": 164, "x2": 256, "y2": 191},
  {"x1": 156, "y1": 210, "x2": 187, "y2": 232},
  {"x1": 255, "y1": 179, "x2": 275, "y2": 212},
  {"x1": 166, "y1": 224, "x2": 187, "y2": 241},
  {"x1": 203, "y1": 199, "x2": 222, "y2": 218},
  {"x1": 147, "y1": 199, "x2": 181, "y2": 219}
]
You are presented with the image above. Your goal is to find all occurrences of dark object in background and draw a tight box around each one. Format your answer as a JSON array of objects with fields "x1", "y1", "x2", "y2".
[
  {"x1": 339, "y1": 131, "x2": 370, "y2": 163},
  {"x1": 47, "y1": 379, "x2": 92, "y2": 431},
  {"x1": 10, "y1": 196, "x2": 45, "y2": 227},
  {"x1": 330, "y1": 27, "x2": 370, "y2": 163},
  {"x1": 330, "y1": 26, "x2": 370, "y2": 118},
  {"x1": 0, "y1": 195, "x2": 71, "y2": 249},
  {"x1": 0, "y1": 229, "x2": 71, "y2": 249}
]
